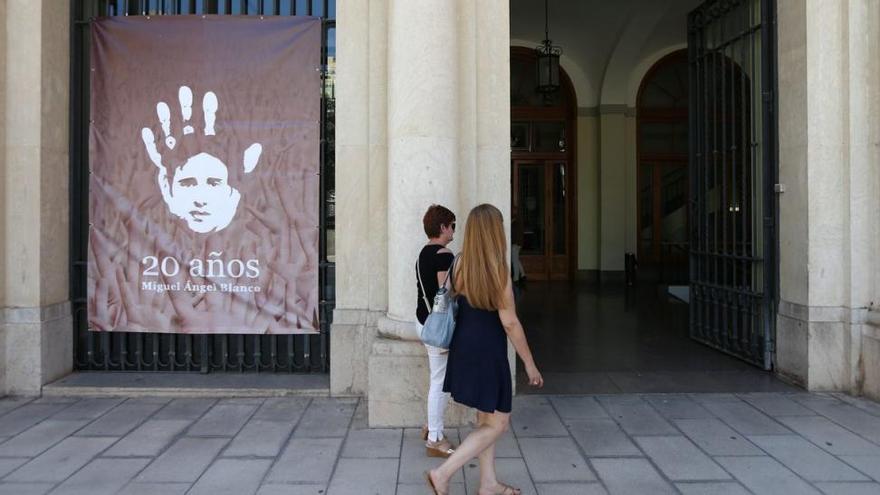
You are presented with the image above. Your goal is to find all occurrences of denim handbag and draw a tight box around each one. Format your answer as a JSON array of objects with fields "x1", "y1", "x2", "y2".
[{"x1": 416, "y1": 256, "x2": 458, "y2": 349}]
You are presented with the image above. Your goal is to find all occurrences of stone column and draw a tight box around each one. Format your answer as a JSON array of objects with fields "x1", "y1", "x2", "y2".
[
  {"x1": 776, "y1": 0, "x2": 880, "y2": 398},
  {"x1": 331, "y1": 0, "x2": 389, "y2": 396},
  {"x1": 384, "y1": 0, "x2": 460, "y2": 327},
  {"x1": 1, "y1": 0, "x2": 72, "y2": 395}
]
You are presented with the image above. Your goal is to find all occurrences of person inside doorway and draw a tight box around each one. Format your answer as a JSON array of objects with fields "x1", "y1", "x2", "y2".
[{"x1": 416, "y1": 204, "x2": 458, "y2": 457}]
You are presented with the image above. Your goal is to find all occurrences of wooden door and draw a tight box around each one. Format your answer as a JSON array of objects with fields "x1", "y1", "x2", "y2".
[{"x1": 512, "y1": 160, "x2": 570, "y2": 280}]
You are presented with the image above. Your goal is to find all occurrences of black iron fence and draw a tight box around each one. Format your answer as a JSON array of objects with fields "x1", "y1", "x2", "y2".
[
  {"x1": 70, "y1": 0, "x2": 336, "y2": 372},
  {"x1": 687, "y1": 0, "x2": 777, "y2": 369}
]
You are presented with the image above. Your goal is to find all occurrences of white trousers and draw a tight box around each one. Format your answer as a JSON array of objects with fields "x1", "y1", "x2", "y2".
[{"x1": 417, "y1": 321, "x2": 450, "y2": 442}]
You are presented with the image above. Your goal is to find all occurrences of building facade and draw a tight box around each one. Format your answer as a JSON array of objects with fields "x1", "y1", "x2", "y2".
[{"x1": 0, "y1": 0, "x2": 878, "y2": 426}]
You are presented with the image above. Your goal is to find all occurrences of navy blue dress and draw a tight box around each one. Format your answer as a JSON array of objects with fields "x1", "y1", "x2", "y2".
[{"x1": 442, "y1": 296, "x2": 512, "y2": 413}]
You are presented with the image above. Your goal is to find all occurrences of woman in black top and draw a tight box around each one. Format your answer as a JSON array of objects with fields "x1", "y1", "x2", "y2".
[{"x1": 416, "y1": 205, "x2": 457, "y2": 457}]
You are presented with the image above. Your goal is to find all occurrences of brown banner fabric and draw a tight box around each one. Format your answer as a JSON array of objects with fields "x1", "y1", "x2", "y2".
[{"x1": 88, "y1": 16, "x2": 321, "y2": 334}]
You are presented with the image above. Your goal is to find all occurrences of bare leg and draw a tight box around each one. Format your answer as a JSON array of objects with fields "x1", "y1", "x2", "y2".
[
  {"x1": 477, "y1": 439, "x2": 498, "y2": 493},
  {"x1": 429, "y1": 411, "x2": 509, "y2": 493}
]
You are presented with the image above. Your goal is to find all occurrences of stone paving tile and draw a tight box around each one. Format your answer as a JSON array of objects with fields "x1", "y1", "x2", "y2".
[
  {"x1": 152, "y1": 398, "x2": 217, "y2": 420},
  {"x1": 0, "y1": 459, "x2": 28, "y2": 478},
  {"x1": 103, "y1": 419, "x2": 192, "y2": 457},
  {"x1": 253, "y1": 397, "x2": 311, "y2": 422},
  {"x1": 152, "y1": 398, "x2": 218, "y2": 420},
  {"x1": 748, "y1": 435, "x2": 869, "y2": 482},
  {"x1": 187, "y1": 402, "x2": 258, "y2": 437},
  {"x1": 0, "y1": 398, "x2": 34, "y2": 418},
  {"x1": 815, "y1": 482, "x2": 880, "y2": 495},
  {"x1": 464, "y1": 457, "x2": 537, "y2": 495},
  {"x1": 256, "y1": 484, "x2": 328, "y2": 495},
  {"x1": 519, "y1": 437, "x2": 594, "y2": 482},
  {"x1": 341, "y1": 427, "x2": 401, "y2": 458},
  {"x1": 187, "y1": 458, "x2": 272, "y2": 495},
  {"x1": 75, "y1": 400, "x2": 166, "y2": 437},
  {"x1": 535, "y1": 482, "x2": 609, "y2": 494},
  {"x1": 398, "y1": 428, "x2": 464, "y2": 484},
  {"x1": 597, "y1": 396, "x2": 678, "y2": 436},
  {"x1": 396, "y1": 482, "x2": 466, "y2": 495},
  {"x1": 777, "y1": 416, "x2": 880, "y2": 456},
  {"x1": 223, "y1": 419, "x2": 297, "y2": 458},
  {"x1": 49, "y1": 398, "x2": 124, "y2": 420},
  {"x1": 591, "y1": 457, "x2": 677, "y2": 495},
  {"x1": 833, "y1": 394, "x2": 880, "y2": 418},
  {"x1": 0, "y1": 482, "x2": 54, "y2": 494},
  {"x1": 716, "y1": 456, "x2": 822, "y2": 495},
  {"x1": 293, "y1": 398, "x2": 357, "y2": 438},
  {"x1": 134, "y1": 437, "x2": 228, "y2": 483},
  {"x1": 798, "y1": 400, "x2": 880, "y2": 445},
  {"x1": 634, "y1": 435, "x2": 730, "y2": 481},
  {"x1": 675, "y1": 481, "x2": 752, "y2": 494},
  {"x1": 549, "y1": 396, "x2": 609, "y2": 420},
  {"x1": 739, "y1": 393, "x2": 816, "y2": 417},
  {"x1": 675, "y1": 418, "x2": 765, "y2": 456},
  {"x1": 840, "y1": 456, "x2": 880, "y2": 482},
  {"x1": 6, "y1": 436, "x2": 116, "y2": 483},
  {"x1": 0, "y1": 403, "x2": 73, "y2": 437},
  {"x1": 118, "y1": 482, "x2": 191, "y2": 495},
  {"x1": 0, "y1": 420, "x2": 88, "y2": 457},
  {"x1": 50, "y1": 458, "x2": 151, "y2": 495},
  {"x1": 327, "y1": 458, "x2": 398, "y2": 495},
  {"x1": 265, "y1": 437, "x2": 343, "y2": 483},
  {"x1": 511, "y1": 396, "x2": 569, "y2": 437},
  {"x1": 566, "y1": 419, "x2": 641, "y2": 457},
  {"x1": 459, "y1": 427, "x2": 521, "y2": 458},
  {"x1": 701, "y1": 399, "x2": 792, "y2": 435},
  {"x1": 643, "y1": 394, "x2": 715, "y2": 420}
]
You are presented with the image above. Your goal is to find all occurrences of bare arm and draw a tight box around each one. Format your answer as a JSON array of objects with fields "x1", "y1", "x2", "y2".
[{"x1": 498, "y1": 279, "x2": 543, "y2": 387}]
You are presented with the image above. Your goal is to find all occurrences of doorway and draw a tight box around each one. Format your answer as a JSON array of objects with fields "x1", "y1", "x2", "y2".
[
  {"x1": 509, "y1": 0, "x2": 783, "y2": 393},
  {"x1": 512, "y1": 159, "x2": 571, "y2": 280},
  {"x1": 510, "y1": 47, "x2": 577, "y2": 281}
]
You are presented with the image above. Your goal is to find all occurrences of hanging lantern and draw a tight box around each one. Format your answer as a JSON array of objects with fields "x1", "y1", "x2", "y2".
[{"x1": 535, "y1": 0, "x2": 562, "y2": 94}]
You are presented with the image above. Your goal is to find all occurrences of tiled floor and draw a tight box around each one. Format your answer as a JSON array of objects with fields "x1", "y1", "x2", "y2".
[
  {"x1": 515, "y1": 282, "x2": 796, "y2": 394},
  {"x1": 0, "y1": 392, "x2": 878, "y2": 494}
]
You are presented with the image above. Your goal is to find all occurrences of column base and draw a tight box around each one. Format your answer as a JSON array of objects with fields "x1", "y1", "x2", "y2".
[
  {"x1": 368, "y1": 338, "x2": 473, "y2": 428},
  {"x1": 330, "y1": 309, "x2": 384, "y2": 397},
  {"x1": 0, "y1": 302, "x2": 73, "y2": 395},
  {"x1": 776, "y1": 301, "x2": 856, "y2": 393}
]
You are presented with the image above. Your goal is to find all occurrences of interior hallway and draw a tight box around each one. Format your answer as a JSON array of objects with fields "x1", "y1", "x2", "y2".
[{"x1": 516, "y1": 281, "x2": 798, "y2": 394}]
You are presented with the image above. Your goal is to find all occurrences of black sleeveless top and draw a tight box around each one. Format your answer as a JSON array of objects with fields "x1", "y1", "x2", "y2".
[{"x1": 415, "y1": 244, "x2": 454, "y2": 325}]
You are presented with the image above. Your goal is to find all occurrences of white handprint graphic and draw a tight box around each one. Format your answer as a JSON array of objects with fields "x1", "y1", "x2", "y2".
[{"x1": 140, "y1": 86, "x2": 262, "y2": 234}]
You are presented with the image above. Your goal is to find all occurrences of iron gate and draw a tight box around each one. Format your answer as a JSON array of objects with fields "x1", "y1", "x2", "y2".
[
  {"x1": 687, "y1": 0, "x2": 777, "y2": 369},
  {"x1": 70, "y1": 0, "x2": 336, "y2": 372}
]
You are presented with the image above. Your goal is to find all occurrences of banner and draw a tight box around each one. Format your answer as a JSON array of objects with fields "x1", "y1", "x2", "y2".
[{"x1": 88, "y1": 16, "x2": 321, "y2": 334}]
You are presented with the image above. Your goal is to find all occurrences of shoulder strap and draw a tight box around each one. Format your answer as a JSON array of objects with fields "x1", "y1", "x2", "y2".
[
  {"x1": 416, "y1": 258, "x2": 432, "y2": 314},
  {"x1": 442, "y1": 255, "x2": 458, "y2": 292}
]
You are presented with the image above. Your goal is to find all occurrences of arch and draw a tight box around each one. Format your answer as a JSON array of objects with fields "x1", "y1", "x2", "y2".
[
  {"x1": 627, "y1": 43, "x2": 687, "y2": 108},
  {"x1": 636, "y1": 49, "x2": 689, "y2": 267}
]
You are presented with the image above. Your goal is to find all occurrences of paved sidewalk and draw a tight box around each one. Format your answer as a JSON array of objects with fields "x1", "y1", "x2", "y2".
[{"x1": 0, "y1": 393, "x2": 877, "y2": 494}]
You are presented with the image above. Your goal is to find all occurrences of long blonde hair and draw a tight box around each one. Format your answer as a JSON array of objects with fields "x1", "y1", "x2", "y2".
[{"x1": 454, "y1": 204, "x2": 508, "y2": 311}]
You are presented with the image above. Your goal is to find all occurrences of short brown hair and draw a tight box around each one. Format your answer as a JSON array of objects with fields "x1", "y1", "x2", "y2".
[{"x1": 423, "y1": 204, "x2": 456, "y2": 238}]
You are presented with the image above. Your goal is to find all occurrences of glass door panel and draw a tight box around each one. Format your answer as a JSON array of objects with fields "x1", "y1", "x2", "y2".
[
  {"x1": 517, "y1": 164, "x2": 546, "y2": 256},
  {"x1": 552, "y1": 162, "x2": 567, "y2": 255}
]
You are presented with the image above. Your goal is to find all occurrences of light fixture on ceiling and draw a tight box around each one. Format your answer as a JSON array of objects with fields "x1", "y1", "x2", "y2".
[{"x1": 535, "y1": 0, "x2": 562, "y2": 95}]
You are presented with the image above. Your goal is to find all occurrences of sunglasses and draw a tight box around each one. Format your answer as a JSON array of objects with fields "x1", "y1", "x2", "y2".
[{"x1": 450, "y1": 222, "x2": 456, "y2": 231}]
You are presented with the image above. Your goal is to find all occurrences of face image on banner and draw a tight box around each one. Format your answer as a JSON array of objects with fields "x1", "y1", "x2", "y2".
[{"x1": 88, "y1": 16, "x2": 321, "y2": 334}]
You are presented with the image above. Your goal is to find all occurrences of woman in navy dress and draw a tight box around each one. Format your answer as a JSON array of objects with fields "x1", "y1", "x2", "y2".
[{"x1": 426, "y1": 204, "x2": 543, "y2": 495}]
